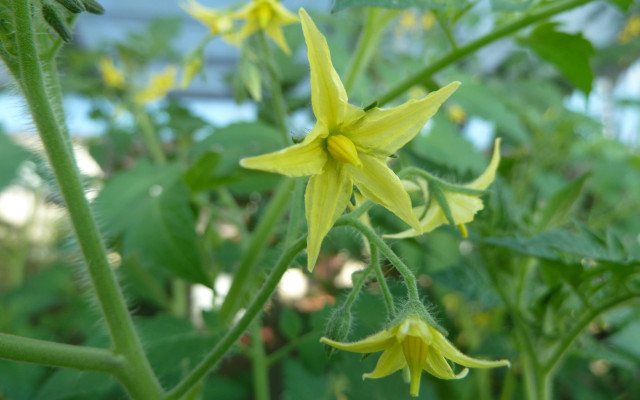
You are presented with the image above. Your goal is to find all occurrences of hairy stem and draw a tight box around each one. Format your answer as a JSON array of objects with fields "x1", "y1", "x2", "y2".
[
  {"x1": 370, "y1": 245, "x2": 395, "y2": 316},
  {"x1": 375, "y1": 0, "x2": 594, "y2": 106},
  {"x1": 166, "y1": 236, "x2": 307, "y2": 400},
  {"x1": 250, "y1": 321, "x2": 270, "y2": 400},
  {"x1": 12, "y1": 1, "x2": 162, "y2": 398}
]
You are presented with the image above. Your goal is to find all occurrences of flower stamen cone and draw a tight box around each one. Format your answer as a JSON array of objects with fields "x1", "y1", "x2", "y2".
[{"x1": 327, "y1": 135, "x2": 362, "y2": 167}]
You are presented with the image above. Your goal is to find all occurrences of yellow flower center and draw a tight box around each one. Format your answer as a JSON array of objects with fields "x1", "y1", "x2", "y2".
[
  {"x1": 256, "y1": 2, "x2": 273, "y2": 28},
  {"x1": 401, "y1": 335, "x2": 429, "y2": 397},
  {"x1": 327, "y1": 135, "x2": 362, "y2": 167}
]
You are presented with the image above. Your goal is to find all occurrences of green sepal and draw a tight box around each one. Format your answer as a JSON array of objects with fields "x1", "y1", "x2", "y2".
[
  {"x1": 429, "y1": 180, "x2": 457, "y2": 228},
  {"x1": 42, "y1": 2, "x2": 72, "y2": 43},
  {"x1": 80, "y1": 0, "x2": 105, "y2": 14},
  {"x1": 54, "y1": 0, "x2": 85, "y2": 13}
]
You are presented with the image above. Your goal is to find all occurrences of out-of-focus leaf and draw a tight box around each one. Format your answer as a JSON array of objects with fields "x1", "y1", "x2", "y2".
[
  {"x1": 332, "y1": 0, "x2": 466, "y2": 13},
  {"x1": 0, "y1": 361, "x2": 46, "y2": 400},
  {"x1": 35, "y1": 370, "x2": 116, "y2": 400},
  {"x1": 518, "y1": 23, "x2": 595, "y2": 93},
  {"x1": 0, "y1": 131, "x2": 31, "y2": 191},
  {"x1": 535, "y1": 173, "x2": 589, "y2": 232},
  {"x1": 202, "y1": 376, "x2": 250, "y2": 399},
  {"x1": 455, "y1": 82, "x2": 529, "y2": 143},
  {"x1": 182, "y1": 150, "x2": 225, "y2": 192},
  {"x1": 95, "y1": 162, "x2": 211, "y2": 285},
  {"x1": 410, "y1": 115, "x2": 487, "y2": 174},
  {"x1": 279, "y1": 307, "x2": 303, "y2": 340},
  {"x1": 282, "y1": 359, "x2": 328, "y2": 400},
  {"x1": 606, "y1": 0, "x2": 633, "y2": 11},
  {"x1": 491, "y1": 0, "x2": 534, "y2": 11}
]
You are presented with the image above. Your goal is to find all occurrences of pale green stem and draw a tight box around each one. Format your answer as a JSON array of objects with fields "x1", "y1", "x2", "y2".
[
  {"x1": 375, "y1": 0, "x2": 594, "y2": 106},
  {"x1": 336, "y1": 218, "x2": 420, "y2": 302},
  {"x1": 370, "y1": 245, "x2": 395, "y2": 316},
  {"x1": 344, "y1": 8, "x2": 398, "y2": 92},
  {"x1": 165, "y1": 235, "x2": 307, "y2": 400},
  {"x1": 11, "y1": 1, "x2": 163, "y2": 398},
  {"x1": 257, "y1": 30, "x2": 291, "y2": 145},
  {"x1": 219, "y1": 178, "x2": 295, "y2": 321},
  {"x1": 134, "y1": 105, "x2": 167, "y2": 164},
  {"x1": 0, "y1": 333, "x2": 123, "y2": 373},
  {"x1": 343, "y1": 256, "x2": 374, "y2": 311},
  {"x1": 250, "y1": 321, "x2": 270, "y2": 400},
  {"x1": 284, "y1": 178, "x2": 304, "y2": 249}
]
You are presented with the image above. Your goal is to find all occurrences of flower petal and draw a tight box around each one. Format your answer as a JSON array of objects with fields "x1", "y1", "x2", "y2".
[
  {"x1": 299, "y1": 8, "x2": 349, "y2": 128},
  {"x1": 320, "y1": 329, "x2": 395, "y2": 354},
  {"x1": 363, "y1": 343, "x2": 406, "y2": 379},
  {"x1": 347, "y1": 82, "x2": 460, "y2": 155},
  {"x1": 424, "y1": 349, "x2": 468, "y2": 380},
  {"x1": 239, "y1": 122, "x2": 328, "y2": 177},
  {"x1": 271, "y1": 0, "x2": 299, "y2": 25},
  {"x1": 433, "y1": 329, "x2": 511, "y2": 369},
  {"x1": 264, "y1": 24, "x2": 291, "y2": 54},
  {"x1": 305, "y1": 161, "x2": 352, "y2": 270},
  {"x1": 346, "y1": 154, "x2": 421, "y2": 232},
  {"x1": 467, "y1": 138, "x2": 501, "y2": 190}
]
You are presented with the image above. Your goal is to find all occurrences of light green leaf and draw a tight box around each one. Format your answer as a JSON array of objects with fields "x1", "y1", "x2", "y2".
[
  {"x1": 535, "y1": 173, "x2": 589, "y2": 232},
  {"x1": 332, "y1": 0, "x2": 466, "y2": 13},
  {"x1": 519, "y1": 23, "x2": 595, "y2": 93},
  {"x1": 490, "y1": 0, "x2": 534, "y2": 11}
]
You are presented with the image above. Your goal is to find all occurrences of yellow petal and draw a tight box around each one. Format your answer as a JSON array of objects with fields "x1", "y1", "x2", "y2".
[
  {"x1": 299, "y1": 8, "x2": 350, "y2": 128},
  {"x1": 320, "y1": 328, "x2": 396, "y2": 353},
  {"x1": 264, "y1": 24, "x2": 291, "y2": 55},
  {"x1": 424, "y1": 349, "x2": 468, "y2": 380},
  {"x1": 363, "y1": 343, "x2": 406, "y2": 379},
  {"x1": 396, "y1": 316, "x2": 433, "y2": 343},
  {"x1": 432, "y1": 329, "x2": 511, "y2": 369},
  {"x1": 305, "y1": 162, "x2": 352, "y2": 271},
  {"x1": 347, "y1": 82, "x2": 460, "y2": 155},
  {"x1": 467, "y1": 138, "x2": 501, "y2": 190},
  {"x1": 227, "y1": 19, "x2": 259, "y2": 45},
  {"x1": 240, "y1": 123, "x2": 328, "y2": 177},
  {"x1": 401, "y1": 335, "x2": 429, "y2": 397},
  {"x1": 346, "y1": 154, "x2": 421, "y2": 232},
  {"x1": 271, "y1": 0, "x2": 299, "y2": 25}
]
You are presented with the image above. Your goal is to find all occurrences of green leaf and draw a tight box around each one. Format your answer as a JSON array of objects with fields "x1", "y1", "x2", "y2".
[
  {"x1": 490, "y1": 0, "x2": 534, "y2": 11},
  {"x1": 36, "y1": 370, "x2": 117, "y2": 400},
  {"x1": 182, "y1": 150, "x2": 225, "y2": 192},
  {"x1": 0, "y1": 132, "x2": 31, "y2": 191},
  {"x1": 606, "y1": 0, "x2": 633, "y2": 11},
  {"x1": 279, "y1": 307, "x2": 303, "y2": 340},
  {"x1": 518, "y1": 23, "x2": 595, "y2": 93},
  {"x1": 535, "y1": 173, "x2": 589, "y2": 232},
  {"x1": 95, "y1": 162, "x2": 211, "y2": 285},
  {"x1": 282, "y1": 359, "x2": 328, "y2": 400},
  {"x1": 332, "y1": 0, "x2": 466, "y2": 13}
]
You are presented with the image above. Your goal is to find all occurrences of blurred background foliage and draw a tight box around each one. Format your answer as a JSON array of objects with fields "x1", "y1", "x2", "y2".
[{"x1": 1, "y1": 0, "x2": 640, "y2": 399}]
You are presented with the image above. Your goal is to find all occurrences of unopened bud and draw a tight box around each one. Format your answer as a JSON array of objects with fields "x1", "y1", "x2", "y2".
[
  {"x1": 42, "y1": 3, "x2": 72, "y2": 43},
  {"x1": 80, "y1": 0, "x2": 105, "y2": 14},
  {"x1": 323, "y1": 306, "x2": 352, "y2": 357},
  {"x1": 54, "y1": 0, "x2": 85, "y2": 13}
]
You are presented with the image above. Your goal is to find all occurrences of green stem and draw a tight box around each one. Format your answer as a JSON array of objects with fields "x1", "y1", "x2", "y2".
[
  {"x1": 266, "y1": 330, "x2": 320, "y2": 365},
  {"x1": 375, "y1": 0, "x2": 594, "y2": 106},
  {"x1": 12, "y1": 1, "x2": 162, "y2": 398},
  {"x1": 258, "y1": 30, "x2": 291, "y2": 145},
  {"x1": 250, "y1": 321, "x2": 270, "y2": 400},
  {"x1": 284, "y1": 178, "x2": 304, "y2": 249},
  {"x1": 336, "y1": 218, "x2": 420, "y2": 302},
  {"x1": 220, "y1": 178, "x2": 295, "y2": 321},
  {"x1": 344, "y1": 8, "x2": 398, "y2": 93},
  {"x1": 370, "y1": 245, "x2": 395, "y2": 316},
  {"x1": 166, "y1": 235, "x2": 307, "y2": 400},
  {"x1": 343, "y1": 257, "x2": 374, "y2": 310},
  {"x1": 0, "y1": 333, "x2": 123, "y2": 373},
  {"x1": 134, "y1": 105, "x2": 167, "y2": 164}
]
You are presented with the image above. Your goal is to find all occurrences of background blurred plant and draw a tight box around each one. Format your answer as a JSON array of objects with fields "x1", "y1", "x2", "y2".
[{"x1": 0, "y1": 0, "x2": 639, "y2": 399}]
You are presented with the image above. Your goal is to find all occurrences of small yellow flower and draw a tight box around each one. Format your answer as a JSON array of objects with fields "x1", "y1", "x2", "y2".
[
  {"x1": 422, "y1": 11, "x2": 436, "y2": 30},
  {"x1": 134, "y1": 66, "x2": 177, "y2": 105},
  {"x1": 99, "y1": 57, "x2": 126, "y2": 89},
  {"x1": 448, "y1": 104, "x2": 467, "y2": 124},
  {"x1": 182, "y1": 0, "x2": 233, "y2": 35},
  {"x1": 619, "y1": 15, "x2": 640, "y2": 43},
  {"x1": 181, "y1": 51, "x2": 204, "y2": 89},
  {"x1": 322, "y1": 315, "x2": 510, "y2": 397},
  {"x1": 386, "y1": 139, "x2": 501, "y2": 239},
  {"x1": 231, "y1": 0, "x2": 299, "y2": 54},
  {"x1": 240, "y1": 9, "x2": 459, "y2": 270}
]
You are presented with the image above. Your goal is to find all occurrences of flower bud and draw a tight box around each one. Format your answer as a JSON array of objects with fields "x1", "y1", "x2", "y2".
[
  {"x1": 54, "y1": 0, "x2": 85, "y2": 13},
  {"x1": 80, "y1": 0, "x2": 105, "y2": 14},
  {"x1": 42, "y1": 3, "x2": 72, "y2": 43},
  {"x1": 323, "y1": 306, "x2": 352, "y2": 357}
]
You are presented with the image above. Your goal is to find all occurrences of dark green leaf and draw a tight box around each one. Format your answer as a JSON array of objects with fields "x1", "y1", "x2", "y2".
[
  {"x1": 182, "y1": 151, "x2": 223, "y2": 192},
  {"x1": 519, "y1": 23, "x2": 595, "y2": 93},
  {"x1": 282, "y1": 359, "x2": 328, "y2": 400},
  {"x1": 36, "y1": 370, "x2": 116, "y2": 400},
  {"x1": 535, "y1": 173, "x2": 589, "y2": 232},
  {"x1": 279, "y1": 307, "x2": 303, "y2": 340}
]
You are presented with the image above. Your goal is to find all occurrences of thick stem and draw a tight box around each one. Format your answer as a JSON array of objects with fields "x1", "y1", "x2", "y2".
[
  {"x1": 336, "y1": 218, "x2": 420, "y2": 302},
  {"x1": 375, "y1": 0, "x2": 594, "y2": 106},
  {"x1": 0, "y1": 333, "x2": 123, "y2": 373},
  {"x1": 250, "y1": 321, "x2": 270, "y2": 400},
  {"x1": 12, "y1": 1, "x2": 163, "y2": 398},
  {"x1": 166, "y1": 236, "x2": 307, "y2": 400},
  {"x1": 220, "y1": 178, "x2": 295, "y2": 321}
]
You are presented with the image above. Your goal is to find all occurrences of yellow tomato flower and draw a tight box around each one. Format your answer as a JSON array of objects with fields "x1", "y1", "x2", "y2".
[
  {"x1": 448, "y1": 104, "x2": 467, "y2": 124},
  {"x1": 181, "y1": 51, "x2": 204, "y2": 89},
  {"x1": 231, "y1": 0, "x2": 299, "y2": 54},
  {"x1": 182, "y1": 0, "x2": 233, "y2": 35},
  {"x1": 386, "y1": 138, "x2": 501, "y2": 239},
  {"x1": 422, "y1": 11, "x2": 436, "y2": 30},
  {"x1": 240, "y1": 9, "x2": 460, "y2": 271},
  {"x1": 134, "y1": 66, "x2": 177, "y2": 105},
  {"x1": 99, "y1": 57, "x2": 126, "y2": 89},
  {"x1": 619, "y1": 15, "x2": 640, "y2": 44},
  {"x1": 322, "y1": 315, "x2": 510, "y2": 397}
]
